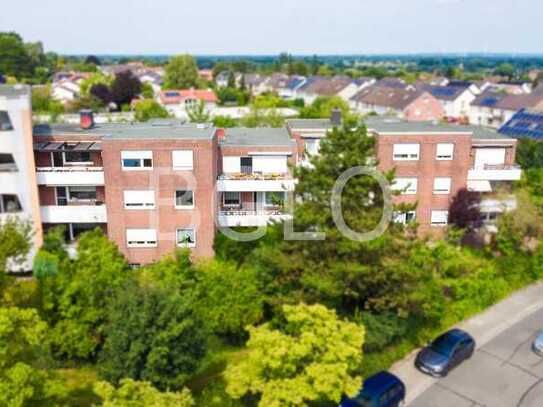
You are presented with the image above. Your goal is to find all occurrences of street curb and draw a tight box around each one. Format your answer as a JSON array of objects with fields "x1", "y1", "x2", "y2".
[{"x1": 389, "y1": 281, "x2": 543, "y2": 405}]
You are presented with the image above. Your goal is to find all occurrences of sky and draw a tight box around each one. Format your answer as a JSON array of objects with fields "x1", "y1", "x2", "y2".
[{"x1": 1, "y1": 0, "x2": 542, "y2": 55}]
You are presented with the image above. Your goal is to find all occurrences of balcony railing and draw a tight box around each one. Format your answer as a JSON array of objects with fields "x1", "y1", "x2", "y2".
[
  {"x1": 37, "y1": 166, "x2": 104, "y2": 172},
  {"x1": 219, "y1": 208, "x2": 286, "y2": 216},
  {"x1": 471, "y1": 164, "x2": 521, "y2": 171},
  {"x1": 218, "y1": 172, "x2": 291, "y2": 181}
]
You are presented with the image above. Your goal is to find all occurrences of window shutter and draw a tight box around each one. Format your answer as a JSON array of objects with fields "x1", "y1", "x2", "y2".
[{"x1": 172, "y1": 150, "x2": 194, "y2": 170}]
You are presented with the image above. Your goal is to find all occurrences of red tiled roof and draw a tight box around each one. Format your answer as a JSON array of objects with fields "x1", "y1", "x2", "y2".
[{"x1": 159, "y1": 89, "x2": 218, "y2": 105}]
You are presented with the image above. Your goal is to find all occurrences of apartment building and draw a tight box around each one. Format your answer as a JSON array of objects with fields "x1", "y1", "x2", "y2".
[
  {"x1": 287, "y1": 116, "x2": 521, "y2": 232},
  {"x1": 32, "y1": 110, "x2": 297, "y2": 265},
  {"x1": 217, "y1": 128, "x2": 297, "y2": 227},
  {"x1": 0, "y1": 85, "x2": 42, "y2": 270}
]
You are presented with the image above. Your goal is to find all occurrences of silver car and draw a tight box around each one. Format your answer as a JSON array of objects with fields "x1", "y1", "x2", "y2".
[{"x1": 532, "y1": 332, "x2": 543, "y2": 356}]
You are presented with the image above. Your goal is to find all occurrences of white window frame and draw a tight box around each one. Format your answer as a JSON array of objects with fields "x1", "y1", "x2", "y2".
[
  {"x1": 393, "y1": 211, "x2": 416, "y2": 225},
  {"x1": 126, "y1": 228, "x2": 158, "y2": 248},
  {"x1": 121, "y1": 151, "x2": 153, "y2": 171},
  {"x1": 124, "y1": 190, "x2": 156, "y2": 210},
  {"x1": 176, "y1": 228, "x2": 196, "y2": 248},
  {"x1": 175, "y1": 189, "x2": 195, "y2": 209},
  {"x1": 436, "y1": 143, "x2": 454, "y2": 160},
  {"x1": 431, "y1": 210, "x2": 449, "y2": 227},
  {"x1": 392, "y1": 178, "x2": 418, "y2": 195},
  {"x1": 393, "y1": 144, "x2": 420, "y2": 161},
  {"x1": 172, "y1": 150, "x2": 194, "y2": 171},
  {"x1": 223, "y1": 191, "x2": 241, "y2": 207},
  {"x1": 433, "y1": 177, "x2": 452, "y2": 195}
]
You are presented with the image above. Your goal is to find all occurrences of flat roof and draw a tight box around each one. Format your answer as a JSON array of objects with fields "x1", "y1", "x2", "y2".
[
  {"x1": 364, "y1": 117, "x2": 513, "y2": 140},
  {"x1": 0, "y1": 84, "x2": 30, "y2": 98},
  {"x1": 221, "y1": 127, "x2": 296, "y2": 147},
  {"x1": 286, "y1": 118, "x2": 334, "y2": 130},
  {"x1": 33, "y1": 121, "x2": 216, "y2": 140}
]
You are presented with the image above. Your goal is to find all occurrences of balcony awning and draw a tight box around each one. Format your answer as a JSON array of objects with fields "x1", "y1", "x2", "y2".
[
  {"x1": 467, "y1": 180, "x2": 492, "y2": 192},
  {"x1": 34, "y1": 142, "x2": 102, "y2": 152}
]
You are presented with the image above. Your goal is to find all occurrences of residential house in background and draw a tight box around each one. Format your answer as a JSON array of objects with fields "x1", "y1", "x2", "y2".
[
  {"x1": 198, "y1": 69, "x2": 214, "y2": 82},
  {"x1": 157, "y1": 89, "x2": 218, "y2": 118},
  {"x1": 137, "y1": 69, "x2": 164, "y2": 95},
  {"x1": 242, "y1": 74, "x2": 270, "y2": 95},
  {"x1": 421, "y1": 84, "x2": 476, "y2": 119},
  {"x1": 277, "y1": 76, "x2": 307, "y2": 100},
  {"x1": 350, "y1": 86, "x2": 445, "y2": 121},
  {"x1": 499, "y1": 108, "x2": 543, "y2": 139},
  {"x1": 469, "y1": 88, "x2": 543, "y2": 128}
]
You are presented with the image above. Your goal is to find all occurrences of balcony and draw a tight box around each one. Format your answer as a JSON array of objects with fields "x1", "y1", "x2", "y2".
[
  {"x1": 467, "y1": 164, "x2": 521, "y2": 182},
  {"x1": 40, "y1": 204, "x2": 107, "y2": 223},
  {"x1": 36, "y1": 167, "x2": 105, "y2": 186},
  {"x1": 217, "y1": 173, "x2": 295, "y2": 192},
  {"x1": 218, "y1": 209, "x2": 292, "y2": 227}
]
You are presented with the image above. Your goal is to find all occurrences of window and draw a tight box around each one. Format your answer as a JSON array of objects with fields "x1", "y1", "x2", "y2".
[
  {"x1": 71, "y1": 223, "x2": 97, "y2": 239},
  {"x1": 0, "y1": 194, "x2": 22, "y2": 213},
  {"x1": 223, "y1": 192, "x2": 241, "y2": 207},
  {"x1": 394, "y1": 211, "x2": 416, "y2": 224},
  {"x1": 392, "y1": 178, "x2": 417, "y2": 194},
  {"x1": 176, "y1": 228, "x2": 196, "y2": 248},
  {"x1": 305, "y1": 139, "x2": 320, "y2": 156},
  {"x1": 69, "y1": 186, "x2": 97, "y2": 202},
  {"x1": 436, "y1": 143, "x2": 454, "y2": 160},
  {"x1": 121, "y1": 151, "x2": 153, "y2": 170},
  {"x1": 175, "y1": 190, "x2": 194, "y2": 208},
  {"x1": 172, "y1": 150, "x2": 193, "y2": 170},
  {"x1": 0, "y1": 111, "x2": 13, "y2": 131},
  {"x1": 0, "y1": 153, "x2": 17, "y2": 172},
  {"x1": 124, "y1": 190, "x2": 155, "y2": 209},
  {"x1": 63, "y1": 144, "x2": 91, "y2": 164},
  {"x1": 431, "y1": 210, "x2": 449, "y2": 226},
  {"x1": 240, "y1": 157, "x2": 253, "y2": 174},
  {"x1": 264, "y1": 191, "x2": 285, "y2": 207},
  {"x1": 433, "y1": 177, "x2": 452, "y2": 194},
  {"x1": 126, "y1": 229, "x2": 157, "y2": 248},
  {"x1": 393, "y1": 144, "x2": 420, "y2": 160}
]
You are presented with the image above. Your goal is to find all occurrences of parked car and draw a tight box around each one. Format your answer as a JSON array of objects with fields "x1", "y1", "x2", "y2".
[
  {"x1": 532, "y1": 331, "x2": 543, "y2": 356},
  {"x1": 415, "y1": 328, "x2": 475, "y2": 377},
  {"x1": 340, "y1": 371, "x2": 405, "y2": 407}
]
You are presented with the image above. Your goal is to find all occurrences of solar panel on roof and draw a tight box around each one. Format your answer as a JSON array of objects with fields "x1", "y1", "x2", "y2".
[
  {"x1": 165, "y1": 91, "x2": 180, "y2": 97},
  {"x1": 481, "y1": 97, "x2": 499, "y2": 106}
]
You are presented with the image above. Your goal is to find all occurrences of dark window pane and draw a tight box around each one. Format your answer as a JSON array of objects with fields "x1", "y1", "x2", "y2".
[
  {"x1": 123, "y1": 159, "x2": 140, "y2": 168},
  {"x1": 143, "y1": 158, "x2": 153, "y2": 168},
  {"x1": 0, "y1": 111, "x2": 13, "y2": 131},
  {"x1": 0, "y1": 153, "x2": 17, "y2": 172},
  {"x1": 176, "y1": 190, "x2": 193, "y2": 206},
  {"x1": 1, "y1": 194, "x2": 22, "y2": 213},
  {"x1": 65, "y1": 151, "x2": 91, "y2": 163}
]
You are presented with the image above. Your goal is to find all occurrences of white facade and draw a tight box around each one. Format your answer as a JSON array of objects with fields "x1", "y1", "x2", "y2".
[
  {"x1": 440, "y1": 89, "x2": 476, "y2": 118},
  {"x1": 0, "y1": 85, "x2": 42, "y2": 270},
  {"x1": 40, "y1": 205, "x2": 107, "y2": 223},
  {"x1": 468, "y1": 105, "x2": 516, "y2": 128}
]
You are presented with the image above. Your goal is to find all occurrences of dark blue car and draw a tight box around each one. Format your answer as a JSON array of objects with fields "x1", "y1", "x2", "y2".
[
  {"x1": 415, "y1": 328, "x2": 475, "y2": 377},
  {"x1": 340, "y1": 371, "x2": 406, "y2": 407}
]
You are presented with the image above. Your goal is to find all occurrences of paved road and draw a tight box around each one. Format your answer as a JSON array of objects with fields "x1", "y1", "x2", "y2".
[{"x1": 410, "y1": 306, "x2": 543, "y2": 407}]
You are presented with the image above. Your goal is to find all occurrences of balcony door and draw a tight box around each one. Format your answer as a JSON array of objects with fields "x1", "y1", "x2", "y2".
[{"x1": 240, "y1": 157, "x2": 252, "y2": 174}]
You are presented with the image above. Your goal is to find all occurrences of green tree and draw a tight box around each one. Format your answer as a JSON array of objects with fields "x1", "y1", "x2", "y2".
[
  {"x1": 0, "y1": 217, "x2": 32, "y2": 292},
  {"x1": 225, "y1": 303, "x2": 365, "y2": 406},
  {"x1": 0, "y1": 307, "x2": 67, "y2": 406},
  {"x1": 187, "y1": 100, "x2": 211, "y2": 123},
  {"x1": 495, "y1": 63, "x2": 515, "y2": 79},
  {"x1": 0, "y1": 32, "x2": 32, "y2": 78},
  {"x1": 248, "y1": 123, "x2": 424, "y2": 317},
  {"x1": 98, "y1": 280, "x2": 207, "y2": 390},
  {"x1": 193, "y1": 261, "x2": 265, "y2": 341},
  {"x1": 134, "y1": 99, "x2": 169, "y2": 122},
  {"x1": 300, "y1": 96, "x2": 351, "y2": 119},
  {"x1": 94, "y1": 379, "x2": 194, "y2": 407},
  {"x1": 79, "y1": 72, "x2": 112, "y2": 97},
  {"x1": 37, "y1": 229, "x2": 131, "y2": 360},
  {"x1": 164, "y1": 54, "x2": 199, "y2": 89},
  {"x1": 31, "y1": 86, "x2": 65, "y2": 117},
  {"x1": 213, "y1": 115, "x2": 238, "y2": 128}
]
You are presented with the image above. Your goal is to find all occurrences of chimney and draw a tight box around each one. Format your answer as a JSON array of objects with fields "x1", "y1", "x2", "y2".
[
  {"x1": 331, "y1": 108, "x2": 342, "y2": 126},
  {"x1": 216, "y1": 128, "x2": 226, "y2": 139},
  {"x1": 80, "y1": 109, "x2": 94, "y2": 130}
]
